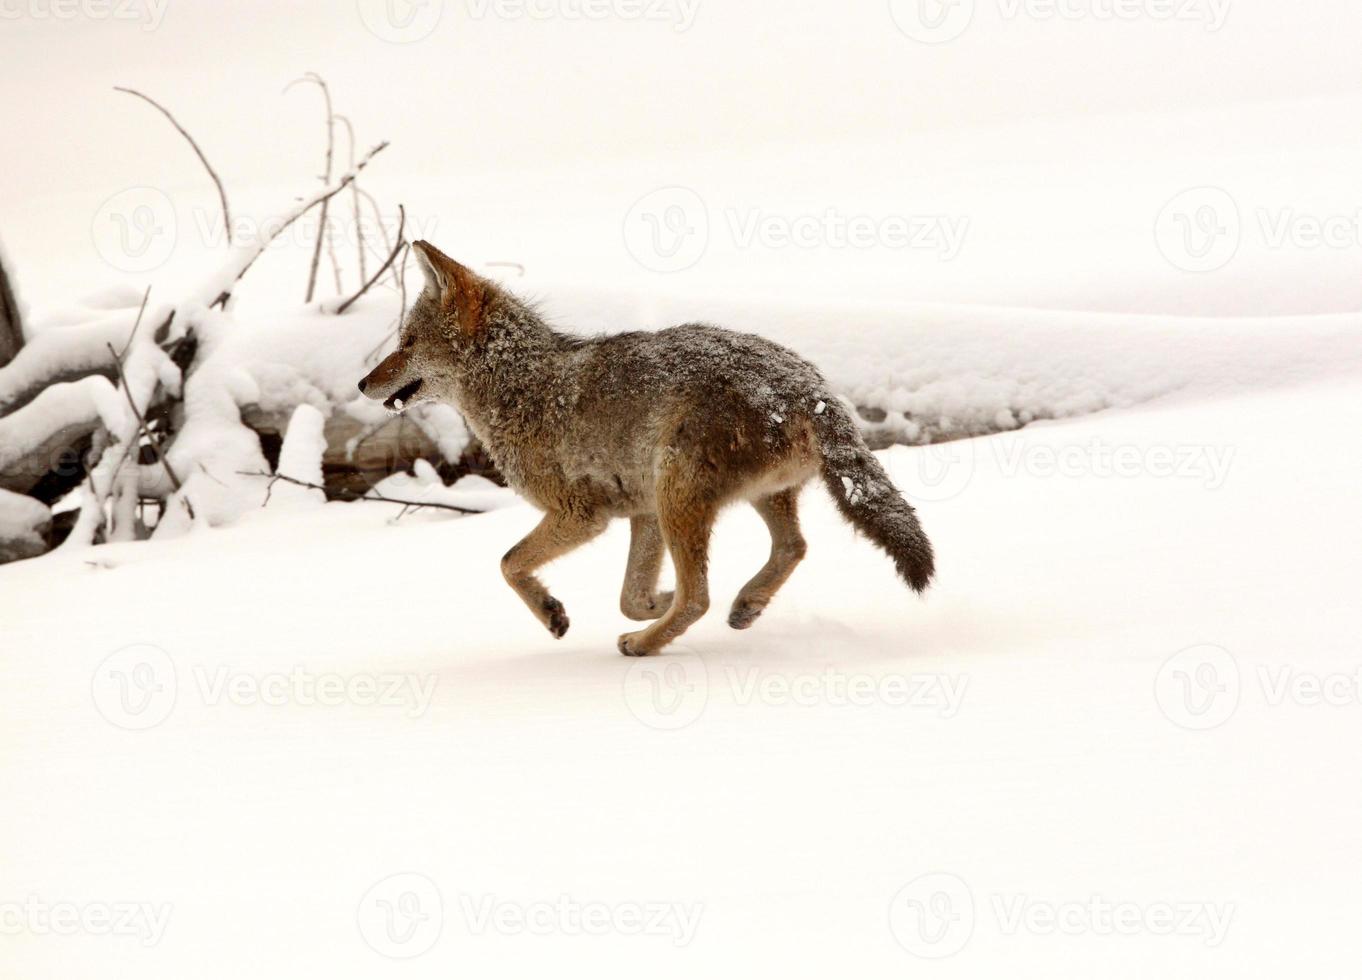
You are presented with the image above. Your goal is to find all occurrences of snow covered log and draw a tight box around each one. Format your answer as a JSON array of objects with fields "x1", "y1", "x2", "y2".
[
  {"x1": 238, "y1": 402, "x2": 482, "y2": 496},
  {"x1": 0, "y1": 375, "x2": 124, "y2": 497},
  {"x1": 0, "y1": 489, "x2": 49, "y2": 563},
  {"x1": 0, "y1": 247, "x2": 22, "y2": 368},
  {"x1": 0, "y1": 313, "x2": 142, "y2": 416}
]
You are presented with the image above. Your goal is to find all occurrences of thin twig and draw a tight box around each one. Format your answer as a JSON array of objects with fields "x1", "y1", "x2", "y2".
[
  {"x1": 114, "y1": 86, "x2": 232, "y2": 244},
  {"x1": 285, "y1": 72, "x2": 335, "y2": 303},
  {"x1": 354, "y1": 186, "x2": 400, "y2": 287},
  {"x1": 336, "y1": 206, "x2": 406, "y2": 315},
  {"x1": 209, "y1": 141, "x2": 389, "y2": 309},
  {"x1": 335, "y1": 113, "x2": 367, "y2": 282},
  {"x1": 196, "y1": 463, "x2": 228, "y2": 488},
  {"x1": 327, "y1": 229, "x2": 344, "y2": 294},
  {"x1": 348, "y1": 414, "x2": 398, "y2": 457},
  {"x1": 116, "y1": 285, "x2": 152, "y2": 361},
  {"x1": 105, "y1": 343, "x2": 194, "y2": 519},
  {"x1": 363, "y1": 236, "x2": 410, "y2": 361},
  {"x1": 238, "y1": 471, "x2": 482, "y2": 514}
]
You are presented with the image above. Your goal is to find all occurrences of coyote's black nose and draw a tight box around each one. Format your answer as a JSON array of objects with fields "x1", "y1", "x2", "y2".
[{"x1": 357, "y1": 377, "x2": 368, "y2": 394}]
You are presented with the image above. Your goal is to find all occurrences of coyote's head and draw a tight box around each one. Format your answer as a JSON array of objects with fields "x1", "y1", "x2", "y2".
[{"x1": 356, "y1": 240, "x2": 490, "y2": 411}]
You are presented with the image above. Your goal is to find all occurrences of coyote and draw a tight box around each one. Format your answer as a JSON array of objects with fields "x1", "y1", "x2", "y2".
[{"x1": 358, "y1": 241, "x2": 934, "y2": 656}]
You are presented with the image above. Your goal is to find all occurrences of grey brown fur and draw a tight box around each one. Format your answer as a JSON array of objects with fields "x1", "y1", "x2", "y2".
[{"x1": 358, "y1": 241, "x2": 934, "y2": 656}]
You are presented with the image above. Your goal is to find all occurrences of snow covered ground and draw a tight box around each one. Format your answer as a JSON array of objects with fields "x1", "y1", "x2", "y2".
[
  {"x1": 4, "y1": 372, "x2": 1361, "y2": 977},
  {"x1": 4, "y1": 1, "x2": 1362, "y2": 976}
]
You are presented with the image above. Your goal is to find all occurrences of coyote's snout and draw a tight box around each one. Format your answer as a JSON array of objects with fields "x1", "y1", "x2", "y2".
[
  {"x1": 357, "y1": 348, "x2": 424, "y2": 411},
  {"x1": 358, "y1": 240, "x2": 934, "y2": 655}
]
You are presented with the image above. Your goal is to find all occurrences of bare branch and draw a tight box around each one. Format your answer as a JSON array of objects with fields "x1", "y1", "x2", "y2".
[
  {"x1": 0, "y1": 248, "x2": 23, "y2": 369},
  {"x1": 238, "y1": 470, "x2": 482, "y2": 514},
  {"x1": 327, "y1": 229, "x2": 344, "y2": 294},
  {"x1": 105, "y1": 343, "x2": 192, "y2": 519},
  {"x1": 357, "y1": 186, "x2": 404, "y2": 289},
  {"x1": 114, "y1": 86, "x2": 233, "y2": 245},
  {"x1": 336, "y1": 206, "x2": 406, "y2": 315},
  {"x1": 209, "y1": 141, "x2": 389, "y2": 309},
  {"x1": 334, "y1": 113, "x2": 367, "y2": 282},
  {"x1": 285, "y1": 72, "x2": 335, "y2": 303},
  {"x1": 115, "y1": 285, "x2": 151, "y2": 362}
]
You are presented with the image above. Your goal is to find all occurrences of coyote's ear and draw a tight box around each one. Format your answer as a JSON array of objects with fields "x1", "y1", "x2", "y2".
[{"x1": 411, "y1": 240, "x2": 486, "y2": 335}]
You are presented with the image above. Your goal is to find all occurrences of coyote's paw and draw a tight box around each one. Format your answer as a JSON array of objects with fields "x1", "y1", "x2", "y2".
[
  {"x1": 617, "y1": 631, "x2": 655, "y2": 657},
  {"x1": 542, "y1": 597, "x2": 570, "y2": 639},
  {"x1": 727, "y1": 598, "x2": 765, "y2": 630}
]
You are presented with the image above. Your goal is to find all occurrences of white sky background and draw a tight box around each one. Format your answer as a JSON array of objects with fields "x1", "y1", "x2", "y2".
[{"x1": 2, "y1": 0, "x2": 1361, "y2": 314}]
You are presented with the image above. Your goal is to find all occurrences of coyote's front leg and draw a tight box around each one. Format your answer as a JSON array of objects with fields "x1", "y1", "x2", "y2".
[{"x1": 501, "y1": 510, "x2": 607, "y2": 638}]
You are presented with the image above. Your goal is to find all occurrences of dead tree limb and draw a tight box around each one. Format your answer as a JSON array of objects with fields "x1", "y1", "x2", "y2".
[
  {"x1": 0, "y1": 248, "x2": 22, "y2": 369},
  {"x1": 239, "y1": 471, "x2": 482, "y2": 514},
  {"x1": 336, "y1": 206, "x2": 406, "y2": 315},
  {"x1": 115, "y1": 285, "x2": 151, "y2": 362},
  {"x1": 285, "y1": 72, "x2": 335, "y2": 303},
  {"x1": 334, "y1": 113, "x2": 367, "y2": 283},
  {"x1": 208, "y1": 141, "x2": 388, "y2": 309},
  {"x1": 114, "y1": 86, "x2": 233, "y2": 244},
  {"x1": 104, "y1": 343, "x2": 193, "y2": 519}
]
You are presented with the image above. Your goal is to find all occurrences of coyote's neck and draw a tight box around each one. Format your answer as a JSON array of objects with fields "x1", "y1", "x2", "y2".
[{"x1": 452, "y1": 303, "x2": 572, "y2": 472}]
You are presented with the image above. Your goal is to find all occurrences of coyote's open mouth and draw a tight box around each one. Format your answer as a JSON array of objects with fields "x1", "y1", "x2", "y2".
[{"x1": 384, "y1": 378, "x2": 423, "y2": 411}]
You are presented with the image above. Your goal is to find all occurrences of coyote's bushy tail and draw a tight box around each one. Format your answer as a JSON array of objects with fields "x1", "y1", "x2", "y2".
[{"x1": 812, "y1": 397, "x2": 935, "y2": 593}]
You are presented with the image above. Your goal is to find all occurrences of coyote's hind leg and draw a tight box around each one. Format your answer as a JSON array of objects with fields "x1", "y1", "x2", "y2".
[
  {"x1": 620, "y1": 515, "x2": 674, "y2": 621},
  {"x1": 728, "y1": 487, "x2": 807, "y2": 630},
  {"x1": 618, "y1": 478, "x2": 715, "y2": 656},
  {"x1": 502, "y1": 510, "x2": 607, "y2": 638}
]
